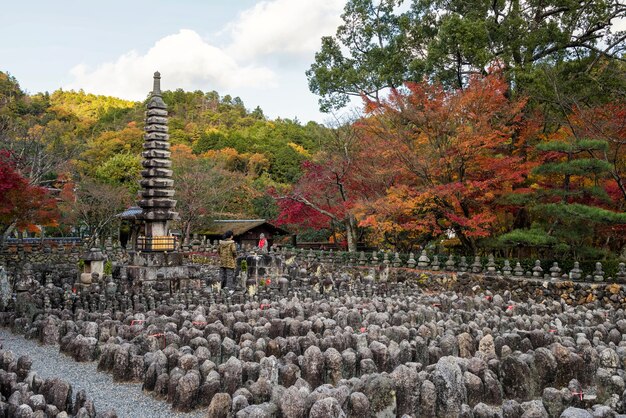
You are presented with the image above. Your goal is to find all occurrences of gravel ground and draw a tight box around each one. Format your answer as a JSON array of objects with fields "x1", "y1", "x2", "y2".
[{"x1": 0, "y1": 328, "x2": 205, "y2": 418}]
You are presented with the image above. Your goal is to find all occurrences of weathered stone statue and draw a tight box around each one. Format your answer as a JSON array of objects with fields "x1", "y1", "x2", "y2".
[
  {"x1": 0, "y1": 266, "x2": 10, "y2": 308},
  {"x1": 105, "y1": 275, "x2": 117, "y2": 297},
  {"x1": 569, "y1": 262, "x2": 582, "y2": 281},
  {"x1": 417, "y1": 250, "x2": 430, "y2": 268},
  {"x1": 593, "y1": 262, "x2": 604, "y2": 282}
]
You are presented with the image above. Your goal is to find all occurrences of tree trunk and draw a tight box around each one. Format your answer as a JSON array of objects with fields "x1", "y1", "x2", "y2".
[
  {"x1": 456, "y1": 229, "x2": 475, "y2": 255},
  {"x1": 184, "y1": 221, "x2": 192, "y2": 242},
  {"x1": 345, "y1": 214, "x2": 358, "y2": 252}
]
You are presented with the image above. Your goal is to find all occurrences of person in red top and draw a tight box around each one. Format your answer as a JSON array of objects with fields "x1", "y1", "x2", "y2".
[{"x1": 258, "y1": 233, "x2": 268, "y2": 253}]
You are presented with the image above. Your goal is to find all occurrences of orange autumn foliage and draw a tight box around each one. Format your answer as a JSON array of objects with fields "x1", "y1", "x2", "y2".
[{"x1": 357, "y1": 74, "x2": 539, "y2": 251}]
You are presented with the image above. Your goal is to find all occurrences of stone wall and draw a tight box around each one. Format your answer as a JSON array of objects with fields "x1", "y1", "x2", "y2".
[
  {"x1": 395, "y1": 269, "x2": 626, "y2": 307},
  {"x1": 3, "y1": 237, "x2": 626, "y2": 309},
  {"x1": 0, "y1": 239, "x2": 130, "y2": 288},
  {"x1": 278, "y1": 248, "x2": 626, "y2": 282}
]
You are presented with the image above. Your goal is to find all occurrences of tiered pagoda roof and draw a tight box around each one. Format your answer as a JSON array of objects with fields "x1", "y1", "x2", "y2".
[{"x1": 137, "y1": 72, "x2": 178, "y2": 224}]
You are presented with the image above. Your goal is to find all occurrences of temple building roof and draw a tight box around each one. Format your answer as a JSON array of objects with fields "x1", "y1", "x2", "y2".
[
  {"x1": 200, "y1": 220, "x2": 290, "y2": 237},
  {"x1": 117, "y1": 206, "x2": 143, "y2": 219}
]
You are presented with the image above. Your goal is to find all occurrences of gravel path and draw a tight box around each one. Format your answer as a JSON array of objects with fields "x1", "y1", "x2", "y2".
[{"x1": 0, "y1": 328, "x2": 205, "y2": 418}]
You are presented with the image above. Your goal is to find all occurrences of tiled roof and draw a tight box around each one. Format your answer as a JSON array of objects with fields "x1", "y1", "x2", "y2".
[
  {"x1": 200, "y1": 220, "x2": 289, "y2": 236},
  {"x1": 117, "y1": 206, "x2": 143, "y2": 219}
]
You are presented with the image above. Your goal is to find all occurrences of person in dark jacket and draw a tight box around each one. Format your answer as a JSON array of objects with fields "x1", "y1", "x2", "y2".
[{"x1": 218, "y1": 230, "x2": 237, "y2": 290}]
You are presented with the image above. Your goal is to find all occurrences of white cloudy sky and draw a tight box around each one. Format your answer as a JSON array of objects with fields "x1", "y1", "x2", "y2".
[{"x1": 1, "y1": 0, "x2": 347, "y2": 123}]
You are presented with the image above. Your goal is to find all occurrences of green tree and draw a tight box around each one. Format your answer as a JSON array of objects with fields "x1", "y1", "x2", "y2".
[
  {"x1": 49, "y1": 90, "x2": 136, "y2": 123},
  {"x1": 308, "y1": 0, "x2": 626, "y2": 112},
  {"x1": 307, "y1": 0, "x2": 408, "y2": 112},
  {"x1": 192, "y1": 129, "x2": 228, "y2": 154},
  {"x1": 252, "y1": 194, "x2": 279, "y2": 220},
  {"x1": 95, "y1": 153, "x2": 142, "y2": 193},
  {"x1": 79, "y1": 124, "x2": 143, "y2": 175},
  {"x1": 0, "y1": 72, "x2": 25, "y2": 111},
  {"x1": 503, "y1": 134, "x2": 626, "y2": 258}
]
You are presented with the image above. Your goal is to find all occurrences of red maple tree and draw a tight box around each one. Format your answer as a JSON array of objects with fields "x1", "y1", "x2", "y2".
[
  {"x1": 275, "y1": 124, "x2": 391, "y2": 251},
  {"x1": 0, "y1": 150, "x2": 59, "y2": 241},
  {"x1": 357, "y1": 74, "x2": 538, "y2": 253}
]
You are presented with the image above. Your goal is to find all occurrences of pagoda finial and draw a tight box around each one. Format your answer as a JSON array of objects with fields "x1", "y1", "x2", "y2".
[{"x1": 152, "y1": 71, "x2": 161, "y2": 96}]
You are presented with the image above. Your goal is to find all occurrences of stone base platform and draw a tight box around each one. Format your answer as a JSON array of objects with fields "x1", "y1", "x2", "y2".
[{"x1": 124, "y1": 251, "x2": 201, "y2": 283}]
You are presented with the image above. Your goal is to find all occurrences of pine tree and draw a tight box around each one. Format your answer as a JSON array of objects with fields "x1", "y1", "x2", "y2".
[{"x1": 511, "y1": 134, "x2": 626, "y2": 258}]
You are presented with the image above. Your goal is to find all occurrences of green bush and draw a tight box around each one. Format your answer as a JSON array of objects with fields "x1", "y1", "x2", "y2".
[{"x1": 104, "y1": 260, "x2": 112, "y2": 275}]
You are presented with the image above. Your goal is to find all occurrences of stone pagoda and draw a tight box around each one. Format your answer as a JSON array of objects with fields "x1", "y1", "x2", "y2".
[
  {"x1": 136, "y1": 71, "x2": 178, "y2": 250},
  {"x1": 124, "y1": 72, "x2": 200, "y2": 285}
]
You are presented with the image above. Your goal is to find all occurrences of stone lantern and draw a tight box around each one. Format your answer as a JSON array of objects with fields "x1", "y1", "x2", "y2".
[{"x1": 79, "y1": 248, "x2": 106, "y2": 287}]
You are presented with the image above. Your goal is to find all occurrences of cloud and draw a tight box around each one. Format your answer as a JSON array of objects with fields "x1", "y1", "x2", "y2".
[
  {"x1": 65, "y1": 29, "x2": 276, "y2": 100},
  {"x1": 225, "y1": 0, "x2": 345, "y2": 59},
  {"x1": 63, "y1": 0, "x2": 350, "y2": 120}
]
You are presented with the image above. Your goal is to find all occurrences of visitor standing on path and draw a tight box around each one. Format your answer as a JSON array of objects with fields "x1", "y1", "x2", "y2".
[
  {"x1": 258, "y1": 233, "x2": 268, "y2": 253},
  {"x1": 218, "y1": 230, "x2": 237, "y2": 291}
]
